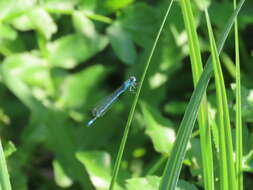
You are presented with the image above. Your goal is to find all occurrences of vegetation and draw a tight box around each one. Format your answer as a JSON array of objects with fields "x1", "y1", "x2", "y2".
[{"x1": 0, "y1": 0, "x2": 252, "y2": 190}]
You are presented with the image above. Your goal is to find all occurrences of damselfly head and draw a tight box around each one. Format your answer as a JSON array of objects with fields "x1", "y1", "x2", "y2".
[
  {"x1": 129, "y1": 76, "x2": 137, "y2": 92},
  {"x1": 129, "y1": 76, "x2": 136, "y2": 83}
]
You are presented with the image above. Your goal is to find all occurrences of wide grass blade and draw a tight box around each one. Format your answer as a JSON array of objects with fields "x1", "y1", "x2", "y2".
[
  {"x1": 158, "y1": 0, "x2": 245, "y2": 189},
  {"x1": 179, "y1": 0, "x2": 214, "y2": 189},
  {"x1": 234, "y1": 0, "x2": 243, "y2": 189},
  {"x1": 0, "y1": 139, "x2": 12, "y2": 190},
  {"x1": 108, "y1": 1, "x2": 175, "y2": 190}
]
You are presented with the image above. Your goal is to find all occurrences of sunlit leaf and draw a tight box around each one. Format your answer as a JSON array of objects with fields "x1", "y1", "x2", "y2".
[
  {"x1": 47, "y1": 34, "x2": 108, "y2": 68},
  {"x1": 0, "y1": 23, "x2": 17, "y2": 40},
  {"x1": 3, "y1": 141, "x2": 16, "y2": 158},
  {"x1": 126, "y1": 176, "x2": 198, "y2": 190},
  {"x1": 53, "y1": 159, "x2": 73, "y2": 188},
  {"x1": 104, "y1": 0, "x2": 135, "y2": 11},
  {"x1": 28, "y1": 8, "x2": 57, "y2": 40},
  {"x1": 76, "y1": 151, "x2": 123, "y2": 190},
  {"x1": 141, "y1": 102, "x2": 175, "y2": 155},
  {"x1": 43, "y1": 0, "x2": 77, "y2": 12}
]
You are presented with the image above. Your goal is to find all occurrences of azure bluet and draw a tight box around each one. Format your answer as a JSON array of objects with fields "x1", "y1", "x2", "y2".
[{"x1": 87, "y1": 76, "x2": 137, "y2": 126}]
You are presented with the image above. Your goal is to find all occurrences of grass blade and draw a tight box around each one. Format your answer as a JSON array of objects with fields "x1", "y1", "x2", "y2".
[
  {"x1": 108, "y1": 1, "x2": 175, "y2": 190},
  {"x1": 179, "y1": 0, "x2": 214, "y2": 189},
  {"x1": 158, "y1": 0, "x2": 245, "y2": 189},
  {"x1": 0, "y1": 139, "x2": 12, "y2": 190},
  {"x1": 204, "y1": 8, "x2": 237, "y2": 190},
  {"x1": 234, "y1": 0, "x2": 243, "y2": 189}
]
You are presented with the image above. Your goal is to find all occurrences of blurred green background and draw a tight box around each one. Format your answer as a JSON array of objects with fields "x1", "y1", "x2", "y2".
[{"x1": 0, "y1": 0, "x2": 253, "y2": 189}]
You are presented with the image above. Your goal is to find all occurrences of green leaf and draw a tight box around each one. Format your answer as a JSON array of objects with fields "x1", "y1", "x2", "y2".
[
  {"x1": 76, "y1": 151, "x2": 123, "y2": 190},
  {"x1": 28, "y1": 8, "x2": 57, "y2": 40},
  {"x1": 2, "y1": 53, "x2": 53, "y2": 96},
  {"x1": 243, "y1": 149, "x2": 253, "y2": 172},
  {"x1": 47, "y1": 34, "x2": 108, "y2": 68},
  {"x1": 78, "y1": 0, "x2": 97, "y2": 11},
  {"x1": 107, "y1": 22, "x2": 137, "y2": 64},
  {"x1": 3, "y1": 141, "x2": 16, "y2": 158},
  {"x1": 0, "y1": 109, "x2": 10, "y2": 125},
  {"x1": 72, "y1": 11, "x2": 96, "y2": 38},
  {"x1": 1, "y1": 58, "x2": 45, "y2": 111},
  {"x1": 126, "y1": 176, "x2": 160, "y2": 190},
  {"x1": 0, "y1": 0, "x2": 16, "y2": 20},
  {"x1": 77, "y1": 0, "x2": 95, "y2": 10},
  {"x1": 11, "y1": 7, "x2": 57, "y2": 40},
  {"x1": 53, "y1": 159, "x2": 73, "y2": 188},
  {"x1": 141, "y1": 102, "x2": 175, "y2": 155},
  {"x1": 43, "y1": 0, "x2": 77, "y2": 13},
  {"x1": 118, "y1": 3, "x2": 158, "y2": 47},
  {"x1": 0, "y1": 23, "x2": 17, "y2": 40},
  {"x1": 11, "y1": 14, "x2": 34, "y2": 31},
  {"x1": 0, "y1": 0, "x2": 36, "y2": 21},
  {"x1": 58, "y1": 65, "x2": 105, "y2": 109},
  {"x1": 126, "y1": 176, "x2": 198, "y2": 190},
  {"x1": 104, "y1": 0, "x2": 135, "y2": 11}
]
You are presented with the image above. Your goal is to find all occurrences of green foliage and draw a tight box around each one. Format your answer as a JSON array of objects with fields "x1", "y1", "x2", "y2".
[{"x1": 0, "y1": 0, "x2": 252, "y2": 189}]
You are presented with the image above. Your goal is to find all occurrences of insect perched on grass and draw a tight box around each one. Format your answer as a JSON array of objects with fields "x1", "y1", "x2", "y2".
[{"x1": 87, "y1": 76, "x2": 137, "y2": 126}]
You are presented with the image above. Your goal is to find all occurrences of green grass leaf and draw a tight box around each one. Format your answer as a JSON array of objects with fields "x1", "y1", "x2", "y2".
[
  {"x1": 204, "y1": 7, "x2": 237, "y2": 190},
  {"x1": 179, "y1": 0, "x2": 214, "y2": 189},
  {"x1": 234, "y1": 0, "x2": 243, "y2": 189},
  {"x1": 158, "y1": 0, "x2": 245, "y2": 189}
]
